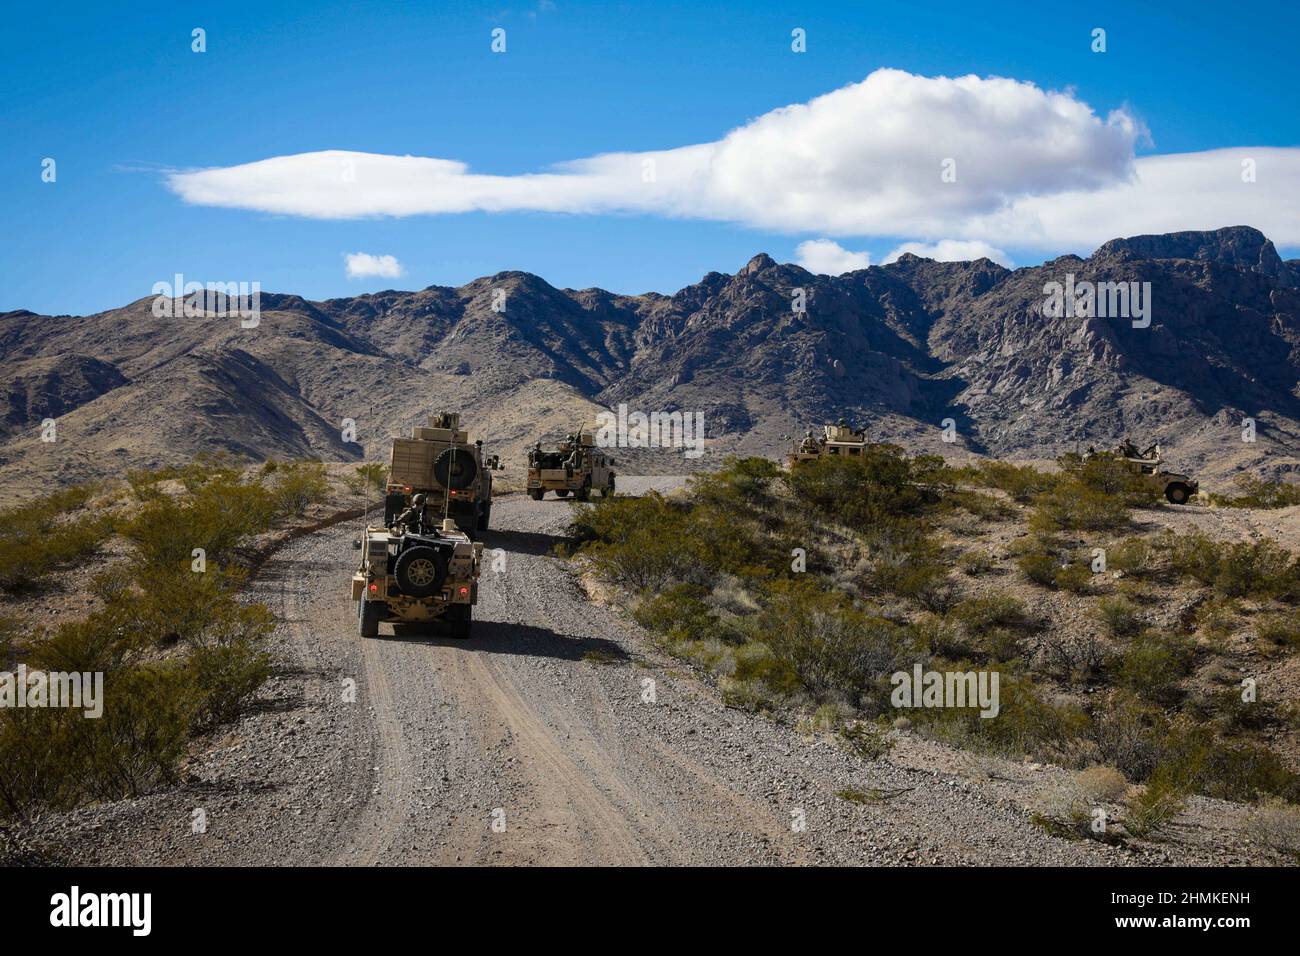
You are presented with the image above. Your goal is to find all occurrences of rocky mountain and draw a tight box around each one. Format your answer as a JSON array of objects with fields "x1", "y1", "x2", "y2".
[{"x1": 1, "y1": 225, "x2": 1297, "y2": 502}]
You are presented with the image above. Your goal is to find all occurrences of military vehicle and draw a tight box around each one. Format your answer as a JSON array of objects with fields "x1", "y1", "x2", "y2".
[
  {"x1": 526, "y1": 428, "x2": 616, "y2": 500},
  {"x1": 383, "y1": 412, "x2": 502, "y2": 538},
  {"x1": 786, "y1": 419, "x2": 870, "y2": 467},
  {"x1": 351, "y1": 501, "x2": 483, "y2": 638},
  {"x1": 1111, "y1": 440, "x2": 1199, "y2": 505}
]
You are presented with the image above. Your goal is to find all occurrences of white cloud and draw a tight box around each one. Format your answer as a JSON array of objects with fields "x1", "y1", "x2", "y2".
[
  {"x1": 883, "y1": 240, "x2": 1012, "y2": 267},
  {"x1": 165, "y1": 68, "x2": 1300, "y2": 252},
  {"x1": 344, "y1": 252, "x2": 403, "y2": 279},
  {"x1": 796, "y1": 239, "x2": 871, "y2": 275}
]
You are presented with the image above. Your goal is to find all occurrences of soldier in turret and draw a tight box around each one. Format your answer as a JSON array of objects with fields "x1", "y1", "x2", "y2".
[{"x1": 395, "y1": 493, "x2": 429, "y2": 534}]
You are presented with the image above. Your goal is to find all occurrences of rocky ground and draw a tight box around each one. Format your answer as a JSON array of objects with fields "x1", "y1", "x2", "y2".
[{"x1": 8, "y1": 478, "x2": 1294, "y2": 866}]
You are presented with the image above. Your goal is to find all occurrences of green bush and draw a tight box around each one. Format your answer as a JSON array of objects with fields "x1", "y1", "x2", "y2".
[
  {"x1": 1030, "y1": 482, "x2": 1131, "y2": 534},
  {"x1": 1255, "y1": 614, "x2": 1300, "y2": 652},
  {"x1": 1168, "y1": 531, "x2": 1300, "y2": 600},
  {"x1": 784, "y1": 446, "x2": 949, "y2": 527},
  {"x1": 0, "y1": 485, "x2": 112, "y2": 594},
  {"x1": 757, "y1": 581, "x2": 911, "y2": 709},
  {"x1": 124, "y1": 476, "x2": 273, "y2": 570},
  {"x1": 188, "y1": 640, "x2": 272, "y2": 729},
  {"x1": 268, "y1": 461, "x2": 330, "y2": 517},
  {"x1": 1117, "y1": 633, "x2": 1196, "y2": 705},
  {"x1": 1108, "y1": 537, "x2": 1153, "y2": 576},
  {"x1": 1096, "y1": 596, "x2": 1144, "y2": 637},
  {"x1": 969, "y1": 461, "x2": 1059, "y2": 503},
  {"x1": 633, "y1": 584, "x2": 723, "y2": 644},
  {"x1": 1209, "y1": 475, "x2": 1300, "y2": 509}
]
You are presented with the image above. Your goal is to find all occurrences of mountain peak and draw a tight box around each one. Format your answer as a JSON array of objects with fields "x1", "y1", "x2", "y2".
[
  {"x1": 740, "y1": 253, "x2": 777, "y2": 275},
  {"x1": 1093, "y1": 226, "x2": 1289, "y2": 280}
]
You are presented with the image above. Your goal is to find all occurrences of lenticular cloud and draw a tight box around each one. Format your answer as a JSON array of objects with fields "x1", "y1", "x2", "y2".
[{"x1": 165, "y1": 68, "x2": 1300, "y2": 249}]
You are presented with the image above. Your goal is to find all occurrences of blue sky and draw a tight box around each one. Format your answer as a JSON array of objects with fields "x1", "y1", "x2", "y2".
[{"x1": 2, "y1": 0, "x2": 1298, "y2": 315}]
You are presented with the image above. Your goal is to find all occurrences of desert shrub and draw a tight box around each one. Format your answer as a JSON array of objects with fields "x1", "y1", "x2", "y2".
[
  {"x1": 1254, "y1": 614, "x2": 1300, "y2": 653},
  {"x1": 571, "y1": 492, "x2": 767, "y2": 591},
  {"x1": 909, "y1": 613, "x2": 972, "y2": 660},
  {"x1": 1096, "y1": 596, "x2": 1144, "y2": 638},
  {"x1": 1168, "y1": 531, "x2": 1300, "y2": 600},
  {"x1": 948, "y1": 595, "x2": 1028, "y2": 634},
  {"x1": 970, "y1": 461, "x2": 1059, "y2": 503},
  {"x1": 690, "y1": 456, "x2": 782, "y2": 511},
  {"x1": 869, "y1": 534, "x2": 952, "y2": 608},
  {"x1": 353, "y1": 462, "x2": 388, "y2": 495},
  {"x1": 1246, "y1": 797, "x2": 1300, "y2": 856},
  {"x1": 757, "y1": 581, "x2": 911, "y2": 709},
  {"x1": 0, "y1": 662, "x2": 197, "y2": 817},
  {"x1": 1215, "y1": 540, "x2": 1299, "y2": 600},
  {"x1": 1030, "y1": 482, "x2": 1130, "y2": 534},
  {"x1": 124, "y1": 475, "x2": 273, "y2": 570},
  {"x1": 1108, "y1": 536, "x2": 1154, "y2": 576},
  {"x1": 1015, "y1": 549, "x2": 1091, "y2": 591},
  {"x1": 1075, "y1": 765, "x2": 1130, "y2": 802},
  {"x1": 958, "y1": 550, "x2": 996, "y2": 575},
  {"x1": 1117, "y1": 632, "x2": 1196, "y2": 705},
  {"x1": 1038, "y1": 631, "x2": 1109, "y2": 683},
  {"x1": 1154, "y1": 720, "x2": 1300, "y2": 803},
  {"x1": 784, "y1": 446, "x2": 948, "y2": 527},
  {"x1": 1017, "y1": 552, "x2": 1059, "y2": 587},
  {"x1": 917, "y1": 671, "x2": 1087, "y2": 763},
  {"x1": 267, "y1": 461, "x2": 330, "y2": 517},
  {"x1": 0, "y1": 485, "x2": 112, "y2": 593},
  {"x1": 1055, "y1": 562, "x2": 1093, "y2": 593},
  {"x1": 633, "y1": 584, "x2": 724, "y2": 644},
  {"x1": 1091, "y1": 695, "x2": 1167, "y2": 782},
  {"x1": 1125, "y1": 772, "x2": 1185, "y2": 839},
  {"x1": 1210, "y1": 476, "x2": 1300, "y2": 510},
  {"x1": 187, "y1": 640, "x2": 272, "y2": 729},
  {"x1": 949, "y1": 489, "x2": 1015, "y2": 521}
]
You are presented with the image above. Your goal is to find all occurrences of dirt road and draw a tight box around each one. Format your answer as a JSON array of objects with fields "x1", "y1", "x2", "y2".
[{"x1": 23, "y1": 479, "x2": 1259, "y2": 866}]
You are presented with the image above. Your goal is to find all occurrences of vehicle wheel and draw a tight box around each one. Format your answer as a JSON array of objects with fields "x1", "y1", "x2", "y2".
[
  {"x1": 576, "y1": 479, "x2": 591, "y2": 501},
  {"x1": 444, "y1": 603, "x2": 473, "y2": 639},
  {"x1": 529, "y1": 489, "x2": 544, "y2": 501},
  {"x1": 556, "y1": 489, "x2": 570, "y2": 498},
  {"x1": 1165, "y1": 482, "x2": 1191, "y2": 505},
  {"x1": 433, "y1": 447, "x2": 479, "y2": 490},
  {"x1": 358, "y1": 595, "x2": 384, "y2": 638},
  {"x1": 393, "y1": 545, "x2": 449, "y2": 597},
  {"x1": 477, "y1": 503, "x2": 491, "y2": 531}
]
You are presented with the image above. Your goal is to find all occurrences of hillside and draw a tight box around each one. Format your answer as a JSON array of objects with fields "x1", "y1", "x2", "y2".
[{"x1": 1, "y1": 226, "x2": 1297, "y2": 502}]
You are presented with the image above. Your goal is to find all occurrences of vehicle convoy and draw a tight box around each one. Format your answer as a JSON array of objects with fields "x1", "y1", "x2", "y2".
[
  {"x1": 384, "y1": 412, "x2": 502, "y2": 537},
  {"x1": 1108, "y1": 440, "x2": 1200, "y2": 505},
  {"x1": 786, "y1": 419, "x2": 870, "y2": 467},
  {"x1": 352, "y1": 494, "x2": 484, "y2": 639},
  {"x1": 526, "y1": 428, "x2": 616, "y2": 500}
]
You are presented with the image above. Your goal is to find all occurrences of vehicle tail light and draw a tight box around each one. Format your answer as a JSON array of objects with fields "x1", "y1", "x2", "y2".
[{"x1": 368, "y1": 583, "x2": 378, "y2": 593}]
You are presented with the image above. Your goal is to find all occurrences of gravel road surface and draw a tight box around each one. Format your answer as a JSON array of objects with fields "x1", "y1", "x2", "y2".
[{"x1": 22, "y1": 477, "x2": 1252, "y2": 866}]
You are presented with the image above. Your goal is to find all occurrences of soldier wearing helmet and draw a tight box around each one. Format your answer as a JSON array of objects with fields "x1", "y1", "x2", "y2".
[{"x1": 395, "y1": 492, "x2": 430, "y2": 534}]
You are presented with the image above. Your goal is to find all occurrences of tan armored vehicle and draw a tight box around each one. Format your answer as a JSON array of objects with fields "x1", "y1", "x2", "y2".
[
  {"x1": 786, "y1": 419, "x2": 869, "y2": 467},
  {"x1": 384, "y1": 412, "x2": 502, "y2": 538},
  {"x1": 1112, "y1": 440, "x2": 1199, "y2": 505},
  {"x1": 526, "y1": 428, "x2": 616, "y2": 500},
  {"x1": 352, "y1": 500, "x2": 483, "y2": 637}
]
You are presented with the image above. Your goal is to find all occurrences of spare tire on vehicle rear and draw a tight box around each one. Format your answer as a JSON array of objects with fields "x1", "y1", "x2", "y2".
[
  {"x1": 393, "y1": 545, "x2": 449, "y2": 597},
  {"x1": 434, "y1": 447, "x2": 479, "y2": 490}
]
